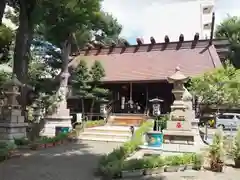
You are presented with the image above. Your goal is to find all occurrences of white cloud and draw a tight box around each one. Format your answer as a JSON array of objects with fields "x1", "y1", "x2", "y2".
[{"x1": 102, "y1": 0, "x2": 240, "y2": 43}]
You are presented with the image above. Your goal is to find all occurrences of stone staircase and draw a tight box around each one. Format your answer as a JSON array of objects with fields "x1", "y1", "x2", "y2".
[
  {"x1": 109, "y1": 114, "x2": 147, "y2": 126},
  {"x1": 78, "y1": 114, "x2": 146, "y2": 142},
  {"x1": 78, "y1": 125, "x2": 133, "y2": 142}
]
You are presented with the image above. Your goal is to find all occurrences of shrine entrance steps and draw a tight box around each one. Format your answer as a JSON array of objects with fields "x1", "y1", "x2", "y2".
[{"x1": 77, "y1": 114, "x2": 146, "y2": 142}]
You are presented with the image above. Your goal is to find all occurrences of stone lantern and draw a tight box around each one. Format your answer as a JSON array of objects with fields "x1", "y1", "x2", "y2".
[
  {"x1": 161, "y1": 67, "x2": 199, "y2": 152},
  {"x1": 167, "y1": 67, "x2": 189, "y2": 122},
  {"x1": 144, "y1": 98, "x2": 164, "y2": 148},
  {"x1": 0, "y1": 75, "x2": 28, "y2": 141},
  {"x1": 149, "y1": 98, "x2": 163, "y2": 117},
  {"x1": 32, "y1": 99, "x2": 42, "y2": 123},
  {"x1": 99, "y1": 98, "x2": 108, "y2": 120}
]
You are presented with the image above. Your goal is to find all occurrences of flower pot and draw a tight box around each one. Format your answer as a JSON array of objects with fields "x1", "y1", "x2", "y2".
[
  {"x1": 55, "y1": 141, "x2": 61, "y2": 145},
  {"x1": 164, "y1": 166, "x2": 179, "y2": 172},
  {"x1": 38, "y1": 144, "x2": 46, "y2": 149},
  {"x1": 234, "y1": 159, "x2": 240, "y2": 168},
  {"x1": 144, "y1": 167, "x2": 164, "y2": 175},
  {"x1": 192, "y1": 165, "x2": 202, "y2": 171},
  {"x1": 29, "y1": 144, "x2": 38, "y2": 150},
  {"x1": 121, "y1": 169, "x2": 144, "y2": 178},
  {"x1": 210, "y1": 162, "x2": 224, "y2": 172},
  {"x1": 185, "y1": 164, "x2": 193, "y2": 170},
  {"x1": 45, "y1": 143, "x2": 54, "y2": 148}
]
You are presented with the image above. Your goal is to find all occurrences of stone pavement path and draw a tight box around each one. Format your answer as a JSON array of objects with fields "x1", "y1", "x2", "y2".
[{"x1": 0, "y1": 141, "x2": 121, "y2": 180}]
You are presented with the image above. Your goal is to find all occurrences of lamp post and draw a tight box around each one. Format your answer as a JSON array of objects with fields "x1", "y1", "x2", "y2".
[
  {"x1": 149, "y1": 98, "x2": 163, "y2": 131},
  {"x1": 99, "y1": 98, "x2": 109, "y2": 122}
]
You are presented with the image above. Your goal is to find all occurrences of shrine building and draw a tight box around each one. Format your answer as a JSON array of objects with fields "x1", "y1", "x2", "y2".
[{"x1": 67, "y1": 34, "x2": 229, "y2": 115}]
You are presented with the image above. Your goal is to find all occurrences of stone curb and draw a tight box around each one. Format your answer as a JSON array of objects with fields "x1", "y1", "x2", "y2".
[{"x1": 120, "y1": 165, "x2": 201, "y2": 179}]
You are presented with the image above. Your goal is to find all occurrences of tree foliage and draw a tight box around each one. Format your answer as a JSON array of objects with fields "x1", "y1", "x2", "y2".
[
  {"x1": 215, "y1": 16, "x2": 240, "y2": 68},
  {"x1": 190, "y1": 62, "x2": 240, "y2": 107},
  {"x1": 71, "y1": 60, "x2": 109, "y2": 115},
  {"x1": 89, "y1": 60, "x2": 109, "y2": 100},
  {"x1": 0, "y1": 24, "x2": 14, "y2": 63}
]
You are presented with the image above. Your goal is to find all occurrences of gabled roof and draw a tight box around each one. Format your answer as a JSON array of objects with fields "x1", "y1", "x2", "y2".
[{"x1": 70, "y1": 38, "x2": 229, "y2": 83}]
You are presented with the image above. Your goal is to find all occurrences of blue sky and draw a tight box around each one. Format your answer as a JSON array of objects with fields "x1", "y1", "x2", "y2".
[{"x1": 102, "y1": 0, "x2": 240, "y2": 44}]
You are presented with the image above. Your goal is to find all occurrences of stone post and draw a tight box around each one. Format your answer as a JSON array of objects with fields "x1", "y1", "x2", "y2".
[{"x1": 41, "y1": 72, "x2": 72, "y2": 137}]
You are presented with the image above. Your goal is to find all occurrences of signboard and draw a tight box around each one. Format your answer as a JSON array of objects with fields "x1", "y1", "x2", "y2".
[{"x1": 76, "y1": 113, "x2": 82, "y2": 123}]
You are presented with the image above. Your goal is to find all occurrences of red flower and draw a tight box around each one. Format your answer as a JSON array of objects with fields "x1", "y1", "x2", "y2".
[{"x1": 176, "y1": 122, "x2": 182, "y2": 128}]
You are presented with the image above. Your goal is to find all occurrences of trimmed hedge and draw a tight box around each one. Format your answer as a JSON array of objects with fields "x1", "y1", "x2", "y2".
[
  {"x1": 85, "y1": 120, "x2": 105, "y2": 128},
  {"x1": 97, "y1": 121, "x2": 153, "y2": 178}
]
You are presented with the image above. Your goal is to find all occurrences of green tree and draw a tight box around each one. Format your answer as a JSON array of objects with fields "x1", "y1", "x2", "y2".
[
  {"x1": 0, "y1": 24, "x2": 14, "y2": 63},
  {"x1": 88, "y1": 60, "x2": 109, "y2": 118},
  {"x1": 40, "y1": 0, "x2": 121, "y2": 115},
  {"x1": 190, "y1": 62, "x2": 240, "y2": 108},
  {"x1": 215, "y1": 16, "x2": 240, "y2": 68},
  {"x1": 71, "y1": 59, "x2": 90, "y2": 115},
  {"x1": 39, "y1": 0, "x2": 103, "y2": 114}
]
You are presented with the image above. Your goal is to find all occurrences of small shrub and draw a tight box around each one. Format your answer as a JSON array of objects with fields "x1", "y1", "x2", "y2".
[
  {"x1": 14, "y1": 138, "x2": 30, "y2": 146},
  {"x1": 208, "y1": 128, "x2": 225, "y2": 172},
  {"x1": 97, "y1": 121, "x2": 153, "y2": 177},
  {"x1": 122, "y1": 159, "x2": 146, "y2": 170},
  {"x1": 192, "y1": 153, "x2": 203, "y2": 170}
]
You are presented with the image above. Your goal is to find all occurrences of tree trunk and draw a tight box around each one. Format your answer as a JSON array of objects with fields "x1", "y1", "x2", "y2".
[
  {"x1": 13, "y1": 1, "x2": 34, "y2": 110},
  {"x1": 0, "y1": 0, "x2": 6, "y2": 24}
]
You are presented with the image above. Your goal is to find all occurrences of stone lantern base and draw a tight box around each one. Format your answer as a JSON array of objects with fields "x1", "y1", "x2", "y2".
[
  {"x1": 0, "y1": 109, "x2": 28, "y2": 142},
  {"x1": 40, "y1": 115, "x2": 72, "y2": 137}
]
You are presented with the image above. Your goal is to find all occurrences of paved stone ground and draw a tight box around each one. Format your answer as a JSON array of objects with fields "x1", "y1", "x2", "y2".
[
  {"x1": 1, "y1": 140, "x2": 240, "y2": 180},
  {"x1": 0, "y1": 141, "x2": 121, "y2": 180}
]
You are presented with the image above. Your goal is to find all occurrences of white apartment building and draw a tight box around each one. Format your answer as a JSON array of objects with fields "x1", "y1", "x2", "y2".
[{"x1": 140, "y1": 0, "x2": 215, "y2": 42}]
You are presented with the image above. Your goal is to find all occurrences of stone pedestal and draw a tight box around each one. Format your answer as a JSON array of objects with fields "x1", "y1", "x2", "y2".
[
  {"x1": 162, "y1": 67, "x2": 205, "y2": 153},
  {"x1": 0, "y1": 109, "x2": 28, "y2": 141},
  {"x1": 0, "y1": 75, "x2": 28, "y2": 142},
  {"x1": 41, "y1": 85, "x2": 72, "y2": 137}
]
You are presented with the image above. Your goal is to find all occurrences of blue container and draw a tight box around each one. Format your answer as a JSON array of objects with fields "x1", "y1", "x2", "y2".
[
  {"x1": 55, "y1": 127, "x2": 70, "y2": 136},
  {"x1": 146, "y1": 131, "x2": 163, "y2": 147}
]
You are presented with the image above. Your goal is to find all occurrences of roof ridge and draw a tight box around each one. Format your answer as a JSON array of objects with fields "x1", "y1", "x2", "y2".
[{"x1": 71, "y1": 39, "x2": 229, "y2": 57}]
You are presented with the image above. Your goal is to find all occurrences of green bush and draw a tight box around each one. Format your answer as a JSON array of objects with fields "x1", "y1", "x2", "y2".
[
  {"x1": 14, "y1": 138, "x2": 30, "y2": 146},
  {"x1": 85, "y1": 120, "x2": 105, "y2": 128},
  {"x1": 97, "y1": 121, "x2": 153, "y2": 176},
  {"x1": 0, "y1": 148, "x2": 8, "y2": 162}
]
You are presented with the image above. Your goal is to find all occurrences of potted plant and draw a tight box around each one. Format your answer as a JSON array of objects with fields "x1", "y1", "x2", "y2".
[
  {"x1": 143, "y1": 156, "x2": 164, "y2": 175},
  {"x1": 164, "y1": 155, "x2": 183, "y2": 172},
  {"x1": 121, "y1": 159, "x2": 145, "y2": 178},
  {"x1": 29, "y1": 143, "x2": 38, "y2": 150},
  {"x1": 44, "y1": 138, "x2": 55, "y2": 148},
  {"x1": 232, "y1": 128, "x2": 240, "y2": 168},
  {"x1": 192, "y1": 153, "x2": 203, "y2": 170},
  {"x1": 182, "y1": 153, "x2": 195, "y2": 170},
  {"x1": 208, "y1": 128, "x2": 225, "y2": 172}
]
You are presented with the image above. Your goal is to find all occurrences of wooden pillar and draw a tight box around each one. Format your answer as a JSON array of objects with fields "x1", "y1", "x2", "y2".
[
  {"x1": 130, "y1": 82, "x2": 132, "y2": 101},
  {"x1": 145, "y1": 85, "x2": 149, "y2": 113}
]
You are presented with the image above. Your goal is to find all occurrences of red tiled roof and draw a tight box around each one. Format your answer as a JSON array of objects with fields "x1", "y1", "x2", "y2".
[{"x1": 70, "y1": 39, "x2": 229, "y2": 82}]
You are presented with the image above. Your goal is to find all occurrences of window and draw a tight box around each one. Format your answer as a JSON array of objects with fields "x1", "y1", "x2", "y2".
[
  {"x1": 203, "y1": 23, "x2": 211, "y2": 29},
  {"x1": 217, "y1": 114, "x2": 234, "y2": 119},
  {"x1": 236, "y1": 115, "x2": 240, "y2": 120},
  {"x1": 202, "y1": 5, "x2": 213, "y2": 14}
]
